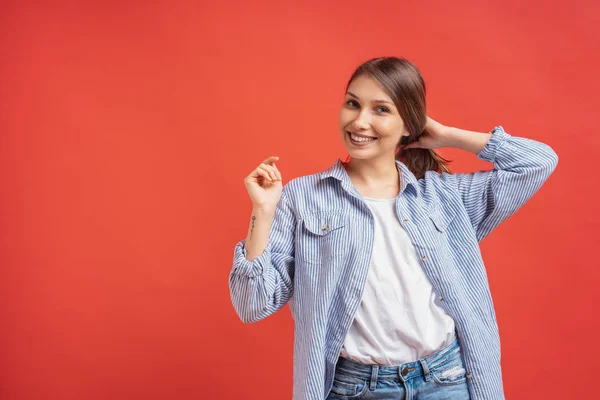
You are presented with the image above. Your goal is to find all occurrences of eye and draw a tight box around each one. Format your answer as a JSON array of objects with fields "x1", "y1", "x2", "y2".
[
  {"x1": 376, "y1": 106, "x2": 390, "y2": 113},
  {"x1": 345, "y1": 99, "x2": 359, "y2": 107}
]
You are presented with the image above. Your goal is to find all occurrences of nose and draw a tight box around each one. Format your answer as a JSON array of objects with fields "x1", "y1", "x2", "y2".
[{"x1": 352, "y1": 109, "x2": 371, "y2": 130}]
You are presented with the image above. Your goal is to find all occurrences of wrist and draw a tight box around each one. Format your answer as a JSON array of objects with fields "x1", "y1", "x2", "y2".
[
  {"x1": 252, "y1": 205, "x2": 276, "y2": 217},
  {"x1": 442, "y1": 126, "x2": 459, "y2": 148},
  {"x1": 444, "y1": 126, "x2": 493, "y2": 154}
]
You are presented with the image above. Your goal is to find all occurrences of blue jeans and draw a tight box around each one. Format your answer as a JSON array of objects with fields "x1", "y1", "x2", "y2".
[{"x1": 326, "y1": 334, "x2": 470, "y2": 399}]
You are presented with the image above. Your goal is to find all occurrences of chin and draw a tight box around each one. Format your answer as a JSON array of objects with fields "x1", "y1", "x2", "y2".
[{"x1": 345, "y1": 150, "x2": 375, "y2": 160}]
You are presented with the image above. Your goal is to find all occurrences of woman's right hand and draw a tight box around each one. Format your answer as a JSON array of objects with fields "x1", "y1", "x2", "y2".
[{"x1": 244, "y1": 156, "x2": 283, "y2": 212}]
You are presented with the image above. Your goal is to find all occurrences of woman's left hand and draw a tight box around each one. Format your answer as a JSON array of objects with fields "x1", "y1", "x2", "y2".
[{"x1": 404, "y1": 117, "x2": 453, "y2": 150}]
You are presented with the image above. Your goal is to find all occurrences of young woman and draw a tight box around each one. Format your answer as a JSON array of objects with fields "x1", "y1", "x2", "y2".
[{"x1": 229, "y1": 57, "x2": 558, "y2": 400}]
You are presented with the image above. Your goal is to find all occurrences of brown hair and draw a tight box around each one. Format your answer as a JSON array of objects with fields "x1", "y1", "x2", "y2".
[{"x1": 344, "y1": 57, "x2": 450, "y2": 179}]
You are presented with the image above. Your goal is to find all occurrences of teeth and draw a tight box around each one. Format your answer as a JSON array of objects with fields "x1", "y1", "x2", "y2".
[{"x1": 350, "y1": 133, "x2": 376, "y2": 142}]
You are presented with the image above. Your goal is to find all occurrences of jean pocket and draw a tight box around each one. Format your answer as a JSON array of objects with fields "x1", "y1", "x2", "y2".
[
  {"x1": 297, "y1": 211, "x2": 349, "y2": 264},
  {"x1": 329, "y1": 372, "x2": 368, "y2": 399},
  {"x1": 430, "y1": 353, "x2": 468, "y2": 386}
]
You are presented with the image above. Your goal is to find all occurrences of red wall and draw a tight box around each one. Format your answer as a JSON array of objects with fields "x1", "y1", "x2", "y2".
[{"x1": 1, "y1": 1, "x2": 598, "y2": 399}]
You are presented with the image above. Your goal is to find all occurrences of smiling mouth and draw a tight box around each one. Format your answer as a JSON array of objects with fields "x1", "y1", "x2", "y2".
[{"x1": 347, "y1": 131, "x2": 378, "y2": 143}]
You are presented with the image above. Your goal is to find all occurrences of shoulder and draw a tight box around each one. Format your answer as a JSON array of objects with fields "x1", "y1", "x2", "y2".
[
  {"x1": 417, "y1": 170, "x2": 463, "y2": 214},
  {"x1": 283, "y1": 166, "x2": 338, "y2": 194},
  {"x1": 420, "y1": 170, "x2": 459, "y2": 194},
  {"x1": 282, "y1": 171, "x2": 345, "y2": 216}
]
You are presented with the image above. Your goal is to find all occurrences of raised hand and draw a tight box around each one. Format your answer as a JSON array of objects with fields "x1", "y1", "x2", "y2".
[{"x1": 243, "y1": 156, "x2": 283, "y2": 211}]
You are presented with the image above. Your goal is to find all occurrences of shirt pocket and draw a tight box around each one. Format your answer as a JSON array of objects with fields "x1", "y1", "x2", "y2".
[
  {"x1": 429, "y1": 205, "x2": 456, "y2": 233},
  {"x1": 297, "y1": 211, "x2": 349, "y2": 264},
  {"x1": 422, "y1": 206, "x2": 456, "y2": 261}
]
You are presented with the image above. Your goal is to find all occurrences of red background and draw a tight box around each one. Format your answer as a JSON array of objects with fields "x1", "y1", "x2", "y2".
[{"x1": 1, "y1": 1, "x2": 598, "y2": 399}]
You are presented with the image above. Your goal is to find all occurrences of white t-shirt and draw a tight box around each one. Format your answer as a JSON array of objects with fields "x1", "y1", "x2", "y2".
[{"x1": 340, "y1": 196, "x2": 456, "y2": 365}]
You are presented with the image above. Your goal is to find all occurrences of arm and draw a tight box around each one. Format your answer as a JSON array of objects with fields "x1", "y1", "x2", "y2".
[
  {"x1": 447, "y1": 126, "x2": 559, "y2": 242},
  {"x1": 229, "y1": 185, "x2": 296, "y2": 323}
]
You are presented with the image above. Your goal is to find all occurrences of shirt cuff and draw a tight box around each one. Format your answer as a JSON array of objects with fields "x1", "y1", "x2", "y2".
[
  {"x1": 476, "y1": 125, "x2": 511, "y2": 163},
  {"x1": 231, "y1": 239, "x2": 271, "y2": 278}
]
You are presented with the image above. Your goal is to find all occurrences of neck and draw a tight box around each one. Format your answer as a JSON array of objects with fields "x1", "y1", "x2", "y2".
[{"x1": 344, "y1": 156, "x2": 400, "y2": 187}]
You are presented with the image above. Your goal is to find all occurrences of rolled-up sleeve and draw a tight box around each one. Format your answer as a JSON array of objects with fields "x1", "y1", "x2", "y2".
[
  {"x1": 229, "y1": 185, "x2": 296, "y2": 323},
  {"x1": 452, "y1": 126, "x2": 559, "y2": 242}
]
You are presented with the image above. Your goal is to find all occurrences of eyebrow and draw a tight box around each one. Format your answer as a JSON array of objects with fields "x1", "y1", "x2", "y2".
[{"x1": 346, "y1": 91, "x2": 393, "y2": 105}]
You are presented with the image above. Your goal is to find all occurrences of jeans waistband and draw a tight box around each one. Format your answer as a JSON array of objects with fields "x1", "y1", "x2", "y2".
[{"x1": 335, "y1": 333, "x2": 462, "y2": 382}]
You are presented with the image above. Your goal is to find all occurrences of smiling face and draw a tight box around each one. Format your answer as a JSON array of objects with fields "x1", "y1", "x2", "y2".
[{"x1": 339, "y1": 75, "x2": 409, "y2": 160}]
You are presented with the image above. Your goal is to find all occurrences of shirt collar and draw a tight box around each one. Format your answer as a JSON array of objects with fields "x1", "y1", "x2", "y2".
[{"x1": 319, "y1": 158, "x2": 420, "y2": 195}]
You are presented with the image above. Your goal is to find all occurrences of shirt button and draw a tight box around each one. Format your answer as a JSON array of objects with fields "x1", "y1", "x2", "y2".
[
  {"x1": 403, "y1": 219, "x2": 409, "y2": 224},
  {"x1": 321, "y1": 225, "x2": 328, "y2": 231},
  {"x1": 439, "y1": 295, "x2": 443, "y2": 301},
  {"x1": 466, "y1": 373, "x2": 473, "y2": 379},
  {"x1": 422, "y1": 255, "x2": 427, "y2": 261}
]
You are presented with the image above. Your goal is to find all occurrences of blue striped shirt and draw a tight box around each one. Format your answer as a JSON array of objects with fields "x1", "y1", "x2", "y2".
[{"x1": 229, "y1": 126, "x2": 558, "y2": 399}]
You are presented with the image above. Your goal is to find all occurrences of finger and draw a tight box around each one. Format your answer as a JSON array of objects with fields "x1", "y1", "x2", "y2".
[
  {"x1": 255, "y1": 167, "x2": 274, "y2": 183},
  {"x1": 262, "y1": 156, "x2": 280, "y2": 166},
  {"x1": 260, "y1": 163, "x2": 279, "y2": 181},
  {"x1": 257, "y1": 166, "x2": 275, "y2": 182},
  {"x1": 272, "y1": 163, "x2": 282, "y2": 181},
  {"x1": 259, "y1": 164, "x2": 277, "y2": 181}
]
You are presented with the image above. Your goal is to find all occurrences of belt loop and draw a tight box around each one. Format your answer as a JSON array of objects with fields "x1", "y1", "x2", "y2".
[
  {"x1": 369, "y1": 365, "x2": 379, "y2": 390},
  {"x1": 420, "y1": 359, "x2": 431, "y2": 382}
]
